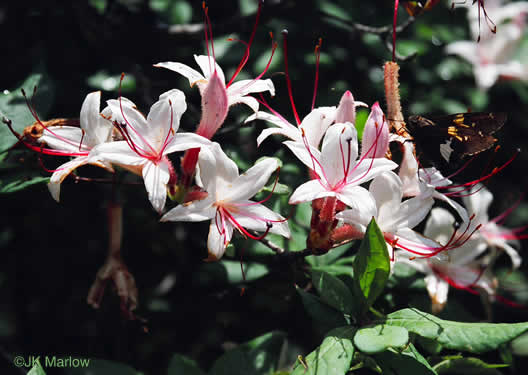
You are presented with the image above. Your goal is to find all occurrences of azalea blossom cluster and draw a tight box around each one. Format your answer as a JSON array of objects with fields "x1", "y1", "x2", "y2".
[
  {"x1": 4, "y1": 2, "x2": 526, "y2": 314},
  {"x1": 448, "y1": 0, "x2": 528, "y2": 89}
]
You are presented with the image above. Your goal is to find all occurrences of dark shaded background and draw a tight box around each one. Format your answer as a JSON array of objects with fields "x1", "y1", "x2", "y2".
[{"x1": 2, "y1": 0, "x2": 528, "y2": 374}]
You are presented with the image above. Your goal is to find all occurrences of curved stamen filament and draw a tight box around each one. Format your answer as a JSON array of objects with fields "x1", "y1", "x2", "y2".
[
  {"x1": 228, "y1": 37, "x2": 278, "y2": 96},
  {"x1": 226, "y1": 0, "x2": 263, "y2": 87},
  {"x1": 3, "y1": 117, "x2": 88, "y2": 157},
  {"x1": 311, "y1": 38, "x2": 322, "y2": 111},
  {"x1": 117, "y1": 74, "x2": 157, "y2": 158},
  {"x1": 20, "y1": 89, "x2": 90, "y2": 152},
  {"x1": 440, "y1": 150, "x2": 518, "y2": 196},
  {"x1": 281, "y1": 29, "x2": 301, "y2": 126}
]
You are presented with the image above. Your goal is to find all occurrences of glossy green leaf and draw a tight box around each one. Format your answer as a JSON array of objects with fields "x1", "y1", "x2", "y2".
[
  {"x1": 383, "y1": 308, "x2": 528, "y2": 353},
  {"x1": 209, "y1": 331, "x2": 285, "y2": 375},
  {"x1": 0, "y1": 173, "x2": 49, "y2": 194},
  {"x1": 27, "y1": 359, "x2": 46, "y2": 375},
  {"x1": 311, "y1": 270, "x2": 355, "y2": 315},
  {"x1": 167, "y1": 354, "x2": 205, "y2": 375},
  {"x1": 296, "y1": 287, "x2": 347, "y2": 332},
  {"x1": 354, "y1": 325, "x2": 409, "y2": 354},
  {"x1": 353, "y1": 217, "x2": 390, "y2": 314},
  {"x1": 433, "y1": 357, "x2": 507, "y2": 375},
  {"x1": 291, "y1": 326, "x2": 356, "y2": 375},
  {"x1": 374, "y1": 344, "x2": 437, "y2": 375},
  {"x1": 0, "y1": 71, "x2": 55, "y2": 152}
]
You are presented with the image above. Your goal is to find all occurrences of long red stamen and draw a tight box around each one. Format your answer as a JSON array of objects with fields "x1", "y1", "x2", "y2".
[
  {"x1": 221, "y1": 208, "x2": 272, "y2": 240},
  {"x1": 202, "y1": 2, "x2": 216, "y2": 73},
  {"x1": 228, "y1": 35, "x2": 277, "y2": 95},
  {"x1": 226, "y1": 0, "x2": 263, "y2": 87},
  {"x1": 2, "y1": 117, "x2": 87, "y2": 157},
  {"x1": 441, "y1": 150, "x2": 519, "y2": 196},
  {"x1": 20, "y1": 89, "x2": 89, "y2": 152},
  {"x1": 392, "y1": 0, "x2": 400, "y2": 62},
  {"x1": 311, "y1": 38, "x2": 322, "y2": 111},
  {"x1": 281, "y1": 30, "x2": 301, "y2": 126},
  {"x1": 117, "y1": 74, "x2": 155, "y2": 158}
]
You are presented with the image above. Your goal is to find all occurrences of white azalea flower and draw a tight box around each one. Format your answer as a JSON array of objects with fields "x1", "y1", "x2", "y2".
[
  {"x1": 92, "y1": 89, "x2": 211, "y2": 213},
  {"x1": 160, "y1": 143, "x2": 290, "y2": 261},
  {"x1": 155, "y1": 55, "x2": 275, "y2": 139},
  {"x1": 336, "y1": 171, "x2": 441, "y2": 260},
  {"x1": 248, "y1": 90, "x2": 367, "y2": 147},
  {"x1": 462, "y1": 184, "x2": 522, "y2": 268},
  {"x1": 447, "y1": 0, "x2": 528, "y2": 89},
  {"x1": 400, "y1": 207, "x2": 497, "y2": 312},
  {"x1": 286, "y1": 123, "x2": 397, "y2": 212},
  {"x1": 38, "y1": 91, "x2": 114, "y2": 201}
]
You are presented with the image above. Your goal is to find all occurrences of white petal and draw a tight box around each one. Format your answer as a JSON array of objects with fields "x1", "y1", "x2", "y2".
[
  {"x1": 346, "y1": 158, "x2": 398, "y2": 187},
  {"x1": 498, "y1": 242, "x2": 522, "y2": 269},
  {"x1": 425, "y1": 274, "x2": 449, "y2": 306},
  {"x1": 162, "y1": 132, "x2": 211, "y2": 155},
  {"x1": 154, "y1": 61, "x2": 205, "y2": 88},
  {"x1": 207, "y1": 220, "x2": 233, "y2": 261},
  {"x1": 283, "y1": 141, "x2": 323, "y2": 177},
  {"x1": 248, "y1": 111, "x2": 300, "y2": 145},
  {"x1": 390, "y1": 194, "x2": 434, "y2": 230},
  {"x1": 398, "y1": 141, "x2": 420, "y2": 197},
  {"x1": 433, "y1": 191, "x2": 470, "y2": 224},
  {"x1": 80, "y1": 91, "x2": 112, "y2": 146},
  {"x1": 48, "y1": 157, "x2": 90, "y2": 202},
  {"x1": 227, "y1": 78, "x2": 275, "y2": 98},
  {"x1": 395, "y1": 227, "x2": 447, "y2": 261},
  {"x1": 160, "y1": 197, "x2": 216, "y2": 222},
  {"x1": 228, "y1": 95, "x2": 260, "y2": 113},
  {"x1": 194, "y1": 55, "x2": 225, "y2": 84},
  {"x1": 146, "y1": 89, "x2": 187, "y2": 150},
  {"x1": 370, "y1": 171, "x2": 403, "y2": 227},
  {"x1": 289, "y1": 180, "x2": 330, "y2": 204},
  {"x1": 360, "y1": 102, "x2": 389, "y2": 159},
  {"x1": 462, "y1": 184, "x2": 492, "y2": 223},
  {"x1": 446, "y1": 41, "x2": 478, "y2": 65},
  {"x1": 91, "y1": 141, "x2": 146, "y2": 166},
  {"x1": 232, "y1": 202, "x2": 290, "y2": 238},
  {"x1": 142, "y1": 161, "x2": 170, "y2": 213},
  {"x1": 40, "y1": 127, "x2": 89, "y2": 153},
  {"x1": 298, "y1": 106, "x2": 337, "y2": 148},
  {"x1": 106, "y1": 98, "x2": 151, "y2": 149},
  {"x1": 335, "y1": 186, "x2": 377, "y2": 227},
  {"x1": 424, "y1": 207, "x2": 456, "y2": 244},
  {"x1": 224, "y1": 157, "x2": 278, "y2": 201},
  {"x1": 336, "y1": 186, "x2": 377, "y2": 225},
  {"x1": 320, "y1": 124, "x2": 358, "y2": 186}
]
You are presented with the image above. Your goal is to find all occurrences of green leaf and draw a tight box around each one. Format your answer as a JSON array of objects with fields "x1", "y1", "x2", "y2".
[
  {"x1": 167, "y1": 354, "x2": 205, "y2": 375},
  {"x1": 27, "y1": 359, "x2": 46, "y2": 375},
  {"x1": 0, "y1": 173, "x2": 49, "y2": 194},
  {"x1": 291, "y1": 326, "x2": 356, "y2": 375},
  {"x1": 433, "y1": 357, "x2": 508, "y2": 375},
  {"x1": 306, "y1": 244, "x2": 351, "y2": 267},
  {"x1": 311, "y1": 270, "x2": 355, "y2": 315},
  {"x1": 353, "y1": 325, "x2": 409, "y2": 354},
  {"x1": 0, "y1": 70, "x2": 55, "y2": 152},
  {"x1": 353, "y1": 217, "x2": 390, "y2": 314},
  {"x1": 383, "y1": 308, "x2": 528, "y2": 353},
  {"x1": 209, "y1": 331, "x2": 285, "y2": 375},
  {"x1": 374, "y1": 344, "x2": 437, "y2": 375},
  {"x1": 296, "y1": 287, "x2": 348, "y2": 332},
  {"x1": 510, "y1": 331, "x2": 528, "y2": 356}
]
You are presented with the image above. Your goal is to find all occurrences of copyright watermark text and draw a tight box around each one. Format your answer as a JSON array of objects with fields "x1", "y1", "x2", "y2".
[{"x1": 13, "y1": 355, "x2": 90, "y2": 369}]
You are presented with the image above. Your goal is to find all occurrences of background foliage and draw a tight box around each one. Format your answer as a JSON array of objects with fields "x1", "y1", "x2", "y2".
[{"x1": 2, "y1": 0, "x2": 528, "y2": 374}]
